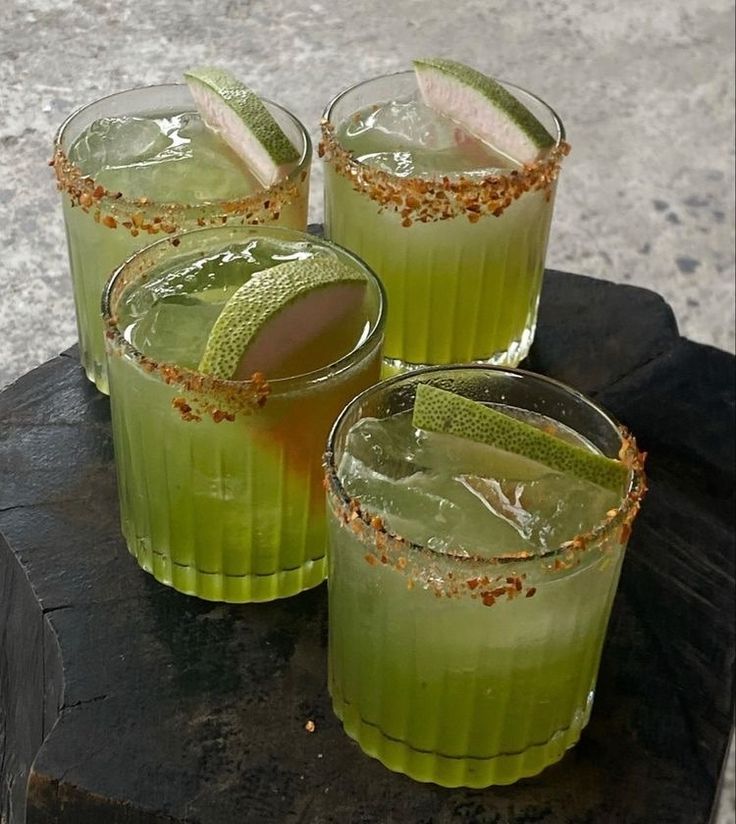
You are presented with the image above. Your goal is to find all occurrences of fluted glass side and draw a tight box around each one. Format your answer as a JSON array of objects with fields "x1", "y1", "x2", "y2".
[
  {"x1": 110, "y1": 351, "x2": 379, "y2": 601},
  {"x1": 328, "y1": 514, "x2": 624, "y2": 786},
  {"x1": 324, "y1": 171, "x2": 554, "y2": 368}
]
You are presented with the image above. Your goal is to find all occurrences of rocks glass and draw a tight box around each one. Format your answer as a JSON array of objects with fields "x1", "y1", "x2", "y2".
[
  {"x1": 324, "y1": 366, "x2": 645, "y2": 786},
  {"x1": 103, "y1": 225, "x2": 385, "y2": 602},
  {"x1": 321, "y1": 71, "x2": 568, "y2": 374},
  {"x1": 54, "y1": 84, "x2": 311, "y2": 393}
]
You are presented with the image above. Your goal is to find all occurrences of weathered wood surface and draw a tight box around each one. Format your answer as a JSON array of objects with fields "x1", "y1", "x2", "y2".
[{"x1": 1, "y1": 270, "x2": 733, "y2": 824}]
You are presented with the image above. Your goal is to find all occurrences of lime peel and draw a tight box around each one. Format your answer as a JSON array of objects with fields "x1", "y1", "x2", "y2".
[
  {"x1": 185, "y1": 66, "x2": 300, "y2": 187},
  {"x1": 198, "y1": 256, "x2": 366, "y2": 380},
  {"x1": 413, "y1": 58, "x2": 555, "y2": 165},
  {"x1": 412, "y1": 383, "x2": 628, "y2": 493}
]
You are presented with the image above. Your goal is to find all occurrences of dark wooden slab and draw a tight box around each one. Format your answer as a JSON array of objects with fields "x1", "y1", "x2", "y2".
[{"x1": 0, "y1": 270, "x2": 733, "y2": 824}]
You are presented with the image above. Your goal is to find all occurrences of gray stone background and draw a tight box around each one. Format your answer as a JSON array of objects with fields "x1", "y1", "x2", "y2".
[{"x1": 1, "y1": 0, "x2": 733, "y2": 818}]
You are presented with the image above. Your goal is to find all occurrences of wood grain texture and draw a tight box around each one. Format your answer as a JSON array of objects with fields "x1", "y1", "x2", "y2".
[{"x1": 0, "y1": 271, "x2": 733, "y2": 824}]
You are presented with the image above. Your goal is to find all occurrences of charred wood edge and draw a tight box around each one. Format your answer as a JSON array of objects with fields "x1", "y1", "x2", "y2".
[{"x1": 0, "y1": 532, "x2": 64, "y2": 823}]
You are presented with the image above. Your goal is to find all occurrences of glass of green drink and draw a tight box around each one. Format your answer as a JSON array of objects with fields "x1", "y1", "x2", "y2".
[
  {"x1": 324, "y1": 366, "x2": 646, "y2": 786},
  {"x1": 103, "y1": 224, "x2": 385, "y2": 602},
  {"x1": 54, "y1": 81, "x2": 311, "y2": 393},
  {"x1": 321, "y1": 63, "x2": 568, "y2": 374}
]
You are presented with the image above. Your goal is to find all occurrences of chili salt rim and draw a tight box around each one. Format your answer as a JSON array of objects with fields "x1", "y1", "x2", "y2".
[
  {"x1": 52, "y1": 84, "x2": 312, "y2": 238},
  {"x1": 323, "y1": 365, "x2": 647, "y2": 601},
  {"x1": 102, "y1": 225, "x2": 386, "y2": 423},
  {"x1": 319, "y1": 71, "x2": 570, "y2": 225}
]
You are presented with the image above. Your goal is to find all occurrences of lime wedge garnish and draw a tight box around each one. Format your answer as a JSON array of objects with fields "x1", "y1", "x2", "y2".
[
  {"x1": 198, "y1": 256, "x2": 366, "y2": 380},
  {"x1": 413, "y1": 58, "x2": 555, "y2": 165},
  {"x1": 184, "y1": 66, "x2": 300, "y2": 187},
  {"x1": 412, "y1": 383, "x2": 628, "y2": 493}
]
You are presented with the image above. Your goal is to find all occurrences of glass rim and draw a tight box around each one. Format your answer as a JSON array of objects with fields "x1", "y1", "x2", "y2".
[
  {"x1": 324, "y1": 364, "x2": 647, "y2": 566},
  {"x1": 323, "y1": 68, "x2": 566, "y2": 163},
  {"x1": 101, "y1": 224, "x2": 387, "y2": 395},
  {"x1": 320, "y1": 69, "x2": 569, "y2": 224},
  {"x1": 53, "y1": 82, "x2": 312, "y2": 210}
]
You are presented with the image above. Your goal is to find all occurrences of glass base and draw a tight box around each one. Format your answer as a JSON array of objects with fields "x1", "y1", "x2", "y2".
[
  {"x1": 128, "y1": 541, "x2": 326, "y2": 602},
  {"x1": 81, "y1": 354, "x2": 110, "y2": 395},
  {"x1": 380, "y1": 326, "x2": 536, "y2": 379},
  {"x1": 332, "y1": 694, "x2": 589, "y2": 788}
]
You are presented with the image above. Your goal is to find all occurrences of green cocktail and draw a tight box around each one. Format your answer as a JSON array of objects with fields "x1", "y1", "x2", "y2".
[
  {"x1": 54, "y1": 82, "x2": 311, "y2": 393},
  {"x1": 324, "y1": 367, "x2": 645, "y2": 786},
  {"x1": 321, "y1": 68, "x2": 568, "y2": 373},
  {"x1": 103, "y1": 225, "x2": 384, "y2": 602}
]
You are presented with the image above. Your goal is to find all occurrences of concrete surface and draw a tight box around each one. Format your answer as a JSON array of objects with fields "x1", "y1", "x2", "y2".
[{"x1": 0, "y1": 1, "x2": 734, "y2": 819}]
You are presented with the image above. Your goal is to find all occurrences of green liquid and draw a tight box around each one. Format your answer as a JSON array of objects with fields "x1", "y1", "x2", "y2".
[
  {"x1": 109, "y1": 233, "x2": 381, "y2": 602},
  {"x1": 324, "y1": 98, "x2": 556, "y2": 369},
  {"x1": 61, "y1": 106, "x2": 308, "y2": 392},
  {"x1": 328, "y1": 409, "x2": 624, "y2": 785}
]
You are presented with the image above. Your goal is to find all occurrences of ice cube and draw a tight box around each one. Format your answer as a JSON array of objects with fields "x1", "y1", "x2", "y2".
[
  {"x1": 356, "y1": 147, "x2": 502, "y2": 178},
  {"x1": 338, "y1": 452, "x2": 466, "y2": 547},
  {"x1": 130, "y1": 293, "x2": 228, "y2": 368},
  {"x1": 71, "y1": 116, "x2": 173, "y2": 176},
  {"x1": 347, "y1": 99, "x2": 458, "y2": 151},
  {"x1": 355, "y1": 150, "x2": 419, "y2": 178},
  {"x1": 346, "y1": 99, "x2": 515, "y2": 177},
  {"x1": 459, "y1": 473, "x2": 620, "y2": 550},
  {"x1": 459, "y1": 476, "x2": 536, "y2": 542},
  {"x1": 341, "y1": 415, "x2": 418, "y2": 481}
]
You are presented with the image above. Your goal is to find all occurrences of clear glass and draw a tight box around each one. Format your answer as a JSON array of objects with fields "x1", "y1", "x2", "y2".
[
  {"x1": 324, "y1": 366, "x2": 645, "y2": 787},
  {"x1": 103, "y1": 225, "x2": 385, "y2": 603},
  {"x1": 322, "y1": 71, "x2": 567, "y2": 374},
  {"x1": 54, "y1": 84, "x2": 312, "y2": 394}
]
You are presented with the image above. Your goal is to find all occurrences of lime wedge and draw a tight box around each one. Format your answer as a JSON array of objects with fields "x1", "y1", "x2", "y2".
[
  {"x1": 198, "y1": 256, "x2": 366, "y2": 380},
  {"x1": 413, "y1": 58, "x2": 555, "y2": 165},
  {"x1": 412, "y1": 383, "x2": 628, "y2": 493},
  {"x1": 184, "y1": 66, "x2": 300, "y2": 187}
]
